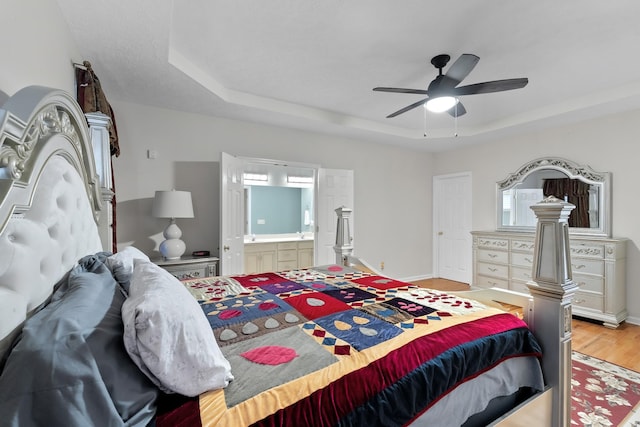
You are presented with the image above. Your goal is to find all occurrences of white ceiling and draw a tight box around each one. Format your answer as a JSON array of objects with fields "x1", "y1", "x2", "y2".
[{"x1": 56, "y1": 0, "x2": 640, "y2": 152}]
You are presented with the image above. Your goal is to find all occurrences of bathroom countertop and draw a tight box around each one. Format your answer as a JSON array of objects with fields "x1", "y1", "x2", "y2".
[{"x1": 244, "y1": 234, "x2": 314, "y2": 244}]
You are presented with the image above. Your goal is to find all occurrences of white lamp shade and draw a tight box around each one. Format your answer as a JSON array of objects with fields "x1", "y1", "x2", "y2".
[{"x1": 152, "y1": 190, "x2": 194, "y2": 219}]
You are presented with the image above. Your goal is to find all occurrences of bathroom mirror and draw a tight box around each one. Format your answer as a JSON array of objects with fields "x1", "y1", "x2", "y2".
[
  {"x1": 243, "y1": 162, "x2": 315, "y2": 236},
  {"x1": 497, "y1": 157, "x2": 611, "y2": 236}
]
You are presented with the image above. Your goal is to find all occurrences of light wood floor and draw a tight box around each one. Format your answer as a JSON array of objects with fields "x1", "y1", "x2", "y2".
[{"x1": 412, "y1": 278, "x2": 640, "y2": 372}]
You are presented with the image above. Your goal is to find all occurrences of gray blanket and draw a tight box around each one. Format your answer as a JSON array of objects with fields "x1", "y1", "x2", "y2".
[{"x1": 0, "y1": 253, "x2": 158, "y2": 427}]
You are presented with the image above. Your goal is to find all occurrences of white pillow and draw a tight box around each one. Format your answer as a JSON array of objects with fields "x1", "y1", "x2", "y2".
[
  {"x1": 121, "y1": 260, "x2": 233, "y2": 396},
  {"x1": 106, "y1": 246, "x2": 150, "y2": 290}
]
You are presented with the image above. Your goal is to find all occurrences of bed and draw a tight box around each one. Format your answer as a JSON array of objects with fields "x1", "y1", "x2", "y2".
[{"x1": 0, "y1": 86, "x2": 571, "y2": 426}]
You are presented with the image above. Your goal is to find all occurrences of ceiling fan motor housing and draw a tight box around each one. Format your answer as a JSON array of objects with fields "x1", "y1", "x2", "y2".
[{"x1": 430, "y1": 54, "x2": 451, "y2": 72}]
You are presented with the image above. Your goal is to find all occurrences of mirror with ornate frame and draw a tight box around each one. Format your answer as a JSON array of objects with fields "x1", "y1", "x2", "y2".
[{"x1": 497, "y1": 157, "x2": 611, "y2": 236}]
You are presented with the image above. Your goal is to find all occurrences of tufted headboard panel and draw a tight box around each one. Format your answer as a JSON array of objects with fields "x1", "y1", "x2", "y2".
[{"x1": 0, "y1": 86, "x2": 103, "y2": 357}]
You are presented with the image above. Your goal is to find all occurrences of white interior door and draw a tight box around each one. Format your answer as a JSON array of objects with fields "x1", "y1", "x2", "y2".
[
  {"x1": 220, "y1": 152, "x2": 246, "y2": 275},
  {"x1": 433, "y1": 172, "x2": 472, "y2": 283},
  {"x1": 316, "y1": 168, "x2": 354, "y2": 265}
]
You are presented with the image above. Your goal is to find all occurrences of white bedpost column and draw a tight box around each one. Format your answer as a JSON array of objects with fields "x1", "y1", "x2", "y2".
[
  {"x1": 85, "y1": 112, "x2": 114, "y2": 252},
  {"x1": 527, "y1": 196, "x2": 578, "y2": 427},
  {"x1": 334, "y1": 206, "x2": 353, "y2": 265}
]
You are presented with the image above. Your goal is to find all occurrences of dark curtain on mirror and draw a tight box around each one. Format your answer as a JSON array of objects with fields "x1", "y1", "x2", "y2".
[{"x1": 543, "y1": 178, "x2": 591, "y2": 227}]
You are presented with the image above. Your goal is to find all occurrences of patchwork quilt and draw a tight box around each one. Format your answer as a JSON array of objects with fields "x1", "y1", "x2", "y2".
[{"x1": 160, "y1": 265, "x2": 543, "y2": 427}]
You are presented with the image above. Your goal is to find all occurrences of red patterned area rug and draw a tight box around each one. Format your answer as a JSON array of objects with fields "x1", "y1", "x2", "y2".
[{"x1": 572, "y1": 351, "x2": 640, "y2": 426}]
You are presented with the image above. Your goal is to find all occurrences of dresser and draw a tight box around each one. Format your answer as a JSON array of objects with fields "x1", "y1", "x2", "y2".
[
  {"x1": 471, "y1": 230, "x2": 627, "y2": 327},
  {"x1": 153, "y1": 255, "x2": 219, "y2": 280}
]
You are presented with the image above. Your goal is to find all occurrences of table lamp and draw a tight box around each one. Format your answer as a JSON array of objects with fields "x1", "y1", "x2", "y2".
[{"x1": 152, "y1": 189, "x2": 194, "y2": 259}]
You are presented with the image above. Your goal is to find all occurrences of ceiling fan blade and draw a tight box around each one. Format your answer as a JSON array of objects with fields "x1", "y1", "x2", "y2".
[
  {"x1": 373, "y1": 87, "x2": 429, "y2": 95},
  {"x1": 445, "y1": 54, "x2": 480, "y2": 85},
  {"x1": 447, "y1": 101, "x2": 467, "y2": 117},
  {"x1": 452, "y1": 78, "x2": 529, "y2": 96},
  {"x1": 386, "y1": 97, "x2": 429, "y2": 118}
]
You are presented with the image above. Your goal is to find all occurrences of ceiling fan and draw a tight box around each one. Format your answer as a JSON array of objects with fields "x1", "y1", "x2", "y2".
[{"x1": 373, "y1": 53, "x2": 528, "y2": 118}]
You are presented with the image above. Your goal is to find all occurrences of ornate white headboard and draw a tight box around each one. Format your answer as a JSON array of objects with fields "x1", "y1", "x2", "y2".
[{"x1": 0, "y1": 86, "x2": 105, "y2": 355}]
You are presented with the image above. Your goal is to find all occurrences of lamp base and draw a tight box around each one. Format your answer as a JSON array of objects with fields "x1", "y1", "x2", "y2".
[
  {"x1": 160, "y1": 220, "x2": 187, "y2": 259},
  {"x1": 159, "y1": 238, "x2": 186, "y2": 260}
]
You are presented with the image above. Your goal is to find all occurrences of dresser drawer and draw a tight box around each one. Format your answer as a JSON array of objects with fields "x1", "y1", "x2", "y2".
[
  {"x1": 476, "y1": 237, "x2": 509, "y2": 250},
  {"x1": 511, "y1": 239, "x2": 535, "y2": 253},
  {"x1": 573, "y1": 273, "x2": 604, "y2": 294},
  {"x1": 570, "y1": 242, "x2": 605, "y2": 259},
  {"x1": 510, "y1": 280, "x2": 532, "y2": 294},
  {"x1": 477, "y1": 248, "x2": 508, "y2": 264},
  {"x1": 512, "y1": 265, "x2": 533, "y2": 282},
  {"x1": 163, "y1": 265, "x2": 209, "y2": 280},
  {"x1": 155, "y1": 256, "x2": 219, "y2": 280},
  {"x1": 476, "y1": 275, "x2": 509, "y2": 289},
  {"x1": 570, "y1": 258, "x2": 604, "y2": 276},
  {"x1": 573, "y1": 292, "x2": 603, "y2": 312},
  {"x1": 511, "y1": 252, "x2": 535, "y2": 268},
  {"x1": 477, "y1": 262, "x2": 509, "y2": 279}
]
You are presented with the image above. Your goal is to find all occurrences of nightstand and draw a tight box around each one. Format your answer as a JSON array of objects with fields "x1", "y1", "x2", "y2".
[{"x1": 153, "y1": 255, "x2": 219, "y2": 280}]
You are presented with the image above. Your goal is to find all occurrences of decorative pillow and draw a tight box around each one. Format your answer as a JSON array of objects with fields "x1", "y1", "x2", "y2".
[
  {"x1": 106, "y1": 246, "x2": 150, "y2": 292},
  {"x1": 122, "y1": 260, "x2": 233, "y2": 397},
  {"x1": 0, "y1": 253, "x2": 158, "y2": 426}
]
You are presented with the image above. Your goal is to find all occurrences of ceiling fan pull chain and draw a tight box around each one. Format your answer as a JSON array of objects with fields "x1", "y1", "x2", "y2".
[
  {"x1": 454, "y1": 99, "x2": 459, "y2": 137},
  {"x1": 423, "y1": 107, "x2": 428, "y2": 137}
]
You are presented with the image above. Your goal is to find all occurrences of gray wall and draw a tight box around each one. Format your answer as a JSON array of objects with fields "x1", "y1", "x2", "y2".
[
  {"x1": 109, "y1": 100, "x2": 434, "y2": 280},
  {"x1": 0, "y1": 0, "x2": 80, "y2": 99}
]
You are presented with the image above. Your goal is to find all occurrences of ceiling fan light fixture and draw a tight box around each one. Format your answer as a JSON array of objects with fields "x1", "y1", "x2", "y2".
[{"x1": 425, "y1": 96, "x2": 458, "y2": 113}]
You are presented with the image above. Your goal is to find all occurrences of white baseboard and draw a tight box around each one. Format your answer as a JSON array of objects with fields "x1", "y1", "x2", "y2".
[
  {"x1": 625, "y1": 315, "x2": 640, "y2": 326},
  {"x1": 399, "y1": 273, "x2": 433, "y2": 282}
]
